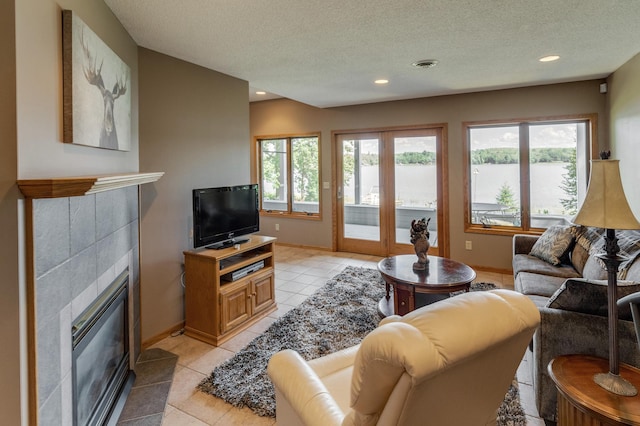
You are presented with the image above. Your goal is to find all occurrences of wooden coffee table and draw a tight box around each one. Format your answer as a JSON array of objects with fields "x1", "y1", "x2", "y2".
[{"x1": 377, "y1": 254, "x2": 476, "y2": 317}]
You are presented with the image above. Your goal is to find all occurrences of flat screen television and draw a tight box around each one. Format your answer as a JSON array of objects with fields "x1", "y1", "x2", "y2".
[{"x1": 192, "y1": 184, "x2": 259, "y2": 249}]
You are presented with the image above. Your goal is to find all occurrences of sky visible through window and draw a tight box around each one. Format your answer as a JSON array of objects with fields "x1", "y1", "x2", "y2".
[{"x1": 470, "y1": 124, "x2": 577, "y2": 149}]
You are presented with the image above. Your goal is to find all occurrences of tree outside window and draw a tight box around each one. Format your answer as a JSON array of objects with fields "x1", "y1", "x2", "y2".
[
  {"x1": 496, "y1": 183, "x2": 517, "y2": 210},
  {"x1": 291, "y1": 137, "x2": 319, "y2": 206},
  {"x1": 261, "y1": 139, "x2": 287, "y2": 203},
  {"x1": 560, "y1": 149, "x2": 578, "y2": 215},
  {"x1": 258, "y1": 135, "x2": 320, "y2": 217}
]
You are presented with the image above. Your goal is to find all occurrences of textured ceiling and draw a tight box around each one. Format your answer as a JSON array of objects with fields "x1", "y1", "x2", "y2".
[{"x1": 105, "y1": 0, "x2": 640, "y2": 108}]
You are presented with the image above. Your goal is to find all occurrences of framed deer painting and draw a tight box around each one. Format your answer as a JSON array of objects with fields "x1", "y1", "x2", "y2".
[{"x1": 62, "y1": 10, "x2": 131, "y2": 151}]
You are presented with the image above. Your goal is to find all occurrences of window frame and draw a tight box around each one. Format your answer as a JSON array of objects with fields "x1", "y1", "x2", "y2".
[
  {"x1": 256, "y1": 132, "x2": 322, "y2": 220},
  {"x1": 463, "y1": 114, "x2": 598, "y2": 236}
]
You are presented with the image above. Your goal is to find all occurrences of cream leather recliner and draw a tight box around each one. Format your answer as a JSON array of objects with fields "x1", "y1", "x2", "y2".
[{"x1": 267, "y1": 289, "x2": 540, "y2": 426}]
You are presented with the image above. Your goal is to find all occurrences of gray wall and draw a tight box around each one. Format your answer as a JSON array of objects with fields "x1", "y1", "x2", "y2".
[
  {"x1": 609, "y1": 52, "x2": 640, "y2": 216},
  {"x1": 138, "y1": 48, "x2": 250, "y2": 342},
  {"x1": 251, "y1": 81, "x2": 607, "y2": 271},
  {"x1": 0, "y1": 0, "x2": 21, "y2": 423},
  {"x1": 16, "y1": 0, "x2": 139, "y2": 178}
]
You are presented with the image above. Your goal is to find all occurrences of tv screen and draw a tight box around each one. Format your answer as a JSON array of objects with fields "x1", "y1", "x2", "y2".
[{"x1": 192, "y1": 184, "x2": 259, "y2": 249}]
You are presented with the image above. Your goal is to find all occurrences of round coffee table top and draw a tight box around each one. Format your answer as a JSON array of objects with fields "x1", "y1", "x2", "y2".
[{"x1": 377, "y1": 254, "x2": 476, "y2": 291}]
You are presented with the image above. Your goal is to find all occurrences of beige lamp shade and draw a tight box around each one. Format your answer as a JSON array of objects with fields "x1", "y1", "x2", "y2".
[{"x1": 573, "y1": 159, "x2": 640, "y2": 230}]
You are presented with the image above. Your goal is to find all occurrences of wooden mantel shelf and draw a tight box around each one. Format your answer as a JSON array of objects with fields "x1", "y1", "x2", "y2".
[{"x1": 17, "y1": 172, "x2": 164, "y2": 199}]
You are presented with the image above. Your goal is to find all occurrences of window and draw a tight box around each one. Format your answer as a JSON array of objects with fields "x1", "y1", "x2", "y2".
[
  {"x1": 258, "y1": 134, "x2": 320, "y2": 218},
  {"x1": 464, "y1": 115, "x2": 596, "y2": 234}
]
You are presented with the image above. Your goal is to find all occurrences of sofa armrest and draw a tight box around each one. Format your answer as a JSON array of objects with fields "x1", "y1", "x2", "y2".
[
  {"x1": 267, "y1": 349, "x2": 345, "y2": 426},
  {"x1": 513, "y1": 234, "x2": 538, "y2": 255},
  {"x1": 531, "y1": 306, "x2": 640, "y2": 422}
]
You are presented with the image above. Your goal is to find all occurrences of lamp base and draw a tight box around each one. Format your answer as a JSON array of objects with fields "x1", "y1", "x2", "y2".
[{"x1": 594, "y1": 372, "x2": 638, "y2": 396}]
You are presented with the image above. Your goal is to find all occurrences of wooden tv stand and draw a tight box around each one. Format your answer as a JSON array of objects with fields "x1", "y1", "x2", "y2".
[{"x1": 183, "y1": 235, "x2": 277, "y2": 346}]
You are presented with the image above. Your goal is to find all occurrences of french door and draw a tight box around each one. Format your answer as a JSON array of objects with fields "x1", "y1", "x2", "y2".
[{"x1": 335, "y1": 127, "x2": 448, "y2": 257}]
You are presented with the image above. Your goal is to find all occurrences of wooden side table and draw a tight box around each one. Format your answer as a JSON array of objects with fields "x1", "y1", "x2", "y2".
[{"x1": 548, "y1": 355, "x2": 640, "y2": 425}]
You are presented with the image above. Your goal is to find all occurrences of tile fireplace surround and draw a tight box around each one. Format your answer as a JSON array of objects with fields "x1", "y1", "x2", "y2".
[{"x1": 18, "y1": 173, "x2": 162, "y2": 425}]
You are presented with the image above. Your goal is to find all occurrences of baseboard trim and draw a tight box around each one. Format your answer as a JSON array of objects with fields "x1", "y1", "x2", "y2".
[
  {"x1": 274, "y1": 241, "x2": 333, "y2": 251},
  {"x1": 141, "y1": 321, "x2": 185, "y2": 350}
]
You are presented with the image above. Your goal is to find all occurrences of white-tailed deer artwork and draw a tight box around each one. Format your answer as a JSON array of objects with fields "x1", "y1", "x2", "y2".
[
  {"x1": 63, "y1": 10, "x2": 131, "y2": 151},
  {"x1": 80, "y1": 30, "x2": 127, "y2": 150}
]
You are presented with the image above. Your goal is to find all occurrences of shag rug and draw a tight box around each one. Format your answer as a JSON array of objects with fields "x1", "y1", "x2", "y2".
[{"x1": 198, "y1": 266, "x2": 526, "y2": 424}]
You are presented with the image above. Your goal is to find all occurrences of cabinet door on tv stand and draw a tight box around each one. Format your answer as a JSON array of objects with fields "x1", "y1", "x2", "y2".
[
  {"x1": 220, "y1": 280, "x2": 252, "y2": 333},
  {"x1": 251, "y1": 271, "x2": 275, "y2": 315}
]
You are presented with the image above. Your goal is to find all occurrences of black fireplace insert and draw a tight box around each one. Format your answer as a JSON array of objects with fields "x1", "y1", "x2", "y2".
[{"x1": 72, "y1": 268, "x2": 135, "y2": 426}]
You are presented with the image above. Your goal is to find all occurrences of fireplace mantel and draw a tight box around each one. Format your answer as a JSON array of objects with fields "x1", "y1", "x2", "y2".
[{"x1": 17, "y1": 172, "x2": 164, "y2": 199}]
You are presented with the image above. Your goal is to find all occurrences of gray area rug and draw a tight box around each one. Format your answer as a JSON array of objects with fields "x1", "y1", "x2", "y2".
[{"x1": 198, "y1": 266, "x2": 525, "y2": 424}]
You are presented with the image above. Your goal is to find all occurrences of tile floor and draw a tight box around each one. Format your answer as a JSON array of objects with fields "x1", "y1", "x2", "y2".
[{"x1": 145, "y1": 245, "x2": 545, "y2": 425}]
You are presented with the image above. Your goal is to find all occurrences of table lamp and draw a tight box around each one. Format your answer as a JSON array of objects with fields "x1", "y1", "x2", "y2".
[{"x1": 573, "y1": 152, "x2": 640, "y2": 396}]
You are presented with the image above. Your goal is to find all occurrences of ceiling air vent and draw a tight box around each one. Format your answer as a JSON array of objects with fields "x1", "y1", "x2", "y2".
[{"x1": 412, "y1": 59, "x2": 439, "y2": 69}]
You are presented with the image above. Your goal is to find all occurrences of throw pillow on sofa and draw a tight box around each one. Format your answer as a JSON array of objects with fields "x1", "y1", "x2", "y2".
[
  {"x1": 571, "y1": 225, "x2": 605, "y2": 252},
  {"x1": 569, "y1": 244, "x2": 589, "y2": 275},
  {"x1": 581, "y1": 255, "x2": 608, "y2": 280},
  {"x1": 530, "y1": 225, "x2": 574, "y2": 266},
  {"x1": 547, "y1": 279, "x2": 640, "y2": 320},
  {"x1": 570, "y1": 225, "x2": 605, "y2": 275}
]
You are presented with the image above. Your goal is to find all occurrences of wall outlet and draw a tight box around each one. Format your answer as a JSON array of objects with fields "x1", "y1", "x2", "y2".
[
  {"x1": 465, "y1": 240, "x2": 472, "y2": 250},
  {"x1": 275, "y1": 223, "x2": 280, "y2": 231}
]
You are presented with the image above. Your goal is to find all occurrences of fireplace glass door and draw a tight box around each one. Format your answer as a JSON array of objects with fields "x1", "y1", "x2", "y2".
[{"x1": 72, "y1": 270, "x2": 130, "y2": 426}]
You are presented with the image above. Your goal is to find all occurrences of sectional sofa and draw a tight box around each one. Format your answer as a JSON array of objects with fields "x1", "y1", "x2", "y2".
[{"x1": 512, "y1": 225, "x2": 640, "y2": 422}]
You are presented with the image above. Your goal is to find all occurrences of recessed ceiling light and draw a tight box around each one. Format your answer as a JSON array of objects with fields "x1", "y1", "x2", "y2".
[
  {"x1": 539, "y1": 55, "x2": 560, "y2": 62},
  {"x1": 256, "y1": 91, "x2": 267, "y2": 95},
  {"x1": 374, "y1": 79, "x2": 389, "y2": 85},
  {"x1": 412, "y1": 59, "x2": 439, "y2": 69}
]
